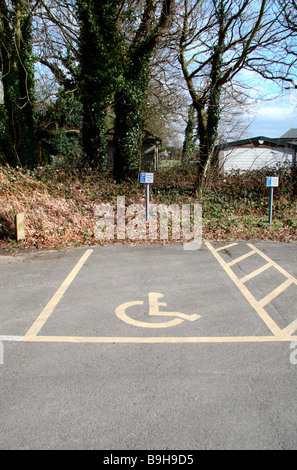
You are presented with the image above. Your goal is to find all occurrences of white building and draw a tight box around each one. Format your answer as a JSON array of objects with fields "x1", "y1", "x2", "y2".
[{"x1": 217, "y1": 131, "x2": 297, "y2": 172}]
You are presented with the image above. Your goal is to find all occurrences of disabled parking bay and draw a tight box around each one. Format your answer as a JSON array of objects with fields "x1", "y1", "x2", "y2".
[
  {"x1": 1, "y1": 241, "x2": 297, "y2": 449},
  {"x1": 2, "y1": 241, "x2": 296, "y2": 344}
]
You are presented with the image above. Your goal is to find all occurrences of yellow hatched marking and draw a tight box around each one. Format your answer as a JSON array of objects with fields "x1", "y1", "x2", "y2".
[
  {"x1": 239, "y1": 262, "x2": 272, "y2": 284},
  {"x1": 283, "y1": 319, "x2": 297, "y2": 336},
  {"x1": 247, "y1": 243, "x2": 297, "y2": 285},
  {"x1": 246, "y1": 244, "x2": 297, "y2": 335},
  {"x1": 216, "y1": 243, "x2": 238, "y2": 252},
  {"x1": 258, "y1": 279, "x2": 293, "y2": 308},
  {"x1": 227, "y1": 250, "x2": 255, "y2": 267},
  {"x1": 205, "y1": 242, "x2": 285, "y2": 337},
  {"x1": 208, "y1": 241, "x2": 297, "y2": 337}
]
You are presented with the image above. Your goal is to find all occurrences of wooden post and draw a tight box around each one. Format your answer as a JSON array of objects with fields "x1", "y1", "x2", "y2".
[{"x1": 14, "y1": 213, "x2": 25, "y2": 241}]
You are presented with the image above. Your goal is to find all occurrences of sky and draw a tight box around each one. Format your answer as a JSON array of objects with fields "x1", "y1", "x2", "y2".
[
  {"x1": 247, "y1": 97, "x2": 297, "y2": 138},
  {"x1": 242, "y1": 79, "x2": 297, "y2": 139},
  {"x1": 172, "y1": 72, "x2": 297, "y2": 145}
]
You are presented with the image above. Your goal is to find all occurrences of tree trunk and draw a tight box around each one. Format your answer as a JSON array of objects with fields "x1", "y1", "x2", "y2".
[
  {"x1": 113, "y1": 0, "x2": 174, "y2": 183},
  {"x1": 0, "y1": 0, "x2": 37, "y2": 167},
  {"x1": 113, "y1": 52, "x2": 151, "y2": 182},
  {"x1": 77, "y1": 0, "x2": 124, "y2": 171},
  {"x1": 181, "y1": 104, "x2": 196, "y2": 167}
]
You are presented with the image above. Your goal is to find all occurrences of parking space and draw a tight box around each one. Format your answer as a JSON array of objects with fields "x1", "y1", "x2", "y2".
[
  {"x1": 1, "y1": 241, "x2": 297, "y2": 450},
  {"x1": 1, "y1": 241, "x2": 296, "y2": 344}
]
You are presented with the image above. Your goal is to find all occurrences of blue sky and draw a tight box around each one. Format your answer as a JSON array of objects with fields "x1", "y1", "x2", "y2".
[
  {"x1": 243, "y1": 78, "x2": 297, "y2": 139},
  {"x1": 247, "y1": 95, "x2": 297, "y2": 138}
]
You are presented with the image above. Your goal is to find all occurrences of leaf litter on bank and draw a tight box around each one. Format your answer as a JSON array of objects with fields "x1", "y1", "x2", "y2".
[{"x1": 0, "y1": 164, "x2": 296, "y2": 254}]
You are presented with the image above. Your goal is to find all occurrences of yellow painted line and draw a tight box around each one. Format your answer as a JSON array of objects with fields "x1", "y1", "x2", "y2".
[
  {"x1": 258, "y1": 279, "x2": 293, "y2": 308},
  {"x1": 205, "y1": 241, "x2": 285, "y2": 337},
  {"x1": 283, "y1": 319, "x2": 297, "y2": 336},
  {"x1": 227, "y1": 250, "x2": 255, "y2": 267},
  {"x1": 247, "y1": 243, "x2": 297, "y2": 285},
  {"x1": 22, "y1": 335, "x2": 297, "y2": 344},
  {"x1": 216, "y1": 242, "x2": 238, "y2": 252},
  {"x1": 239, "y1": 262, "x2": 272, "y2": 284},
  {"x1": 21, "y1": 242, "x2": 297, "y2": 345},
  {"x1": 23, "y1": 249, "x2": 93, "y2": 341}
]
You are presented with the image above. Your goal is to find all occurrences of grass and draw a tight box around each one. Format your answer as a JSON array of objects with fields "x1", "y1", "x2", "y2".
[{"x1": 0, "y1": 163, "x2": 296, "y2": 254}]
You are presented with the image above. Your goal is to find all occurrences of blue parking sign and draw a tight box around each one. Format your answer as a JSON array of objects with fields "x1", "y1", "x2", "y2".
[
  {"x1": 266, "y1": 177, "x2": 279, "y2": 187},
  {"x1": 140, "y1": 172, "x2": 154, "y2": 184}
]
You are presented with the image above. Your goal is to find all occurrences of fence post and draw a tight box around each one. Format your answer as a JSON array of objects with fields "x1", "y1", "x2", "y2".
[{"x1": 14, "y1": 213, "x2": 25, "y2": 241}]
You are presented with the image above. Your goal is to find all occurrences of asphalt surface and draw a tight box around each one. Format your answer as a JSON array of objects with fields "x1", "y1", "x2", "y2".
[{"x1": 0, "y1": 241, "x2": 297, "y2": 450}]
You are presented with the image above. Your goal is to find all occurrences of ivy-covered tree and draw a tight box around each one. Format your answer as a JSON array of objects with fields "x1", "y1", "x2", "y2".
[
  {"x1": 36, "y1": 88, "x2": 83, "y2": 166},
  {"x1": 181, "y1": 104, "x2": 197, "y2": 166},
  {"x1": 0, "y1": 0, "x2": 38, "y2": 167},
  {"x1": 77, "y1": 0, "x2": 125, "y2": 171},
  {"x1": 113, "y1": 0, "x2": 175, "y2": 182}
]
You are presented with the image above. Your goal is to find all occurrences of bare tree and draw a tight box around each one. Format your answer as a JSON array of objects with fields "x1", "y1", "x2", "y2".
[
  {"x1": 33, "y1": 0, "x2": 79, "y2": 95},
  {"x1": 178, "y1": 0, "x2": 297, "y2": 192},
  {"x1": 145, "y1": 44, "x2": 189, "y2": 147},
  {"x1": 278, "y1": 0, "x2": 297, "y2": 89}
]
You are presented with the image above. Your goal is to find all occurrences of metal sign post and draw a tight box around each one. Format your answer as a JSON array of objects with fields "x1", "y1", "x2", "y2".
[
  {"x1": 268, "y1": 187, "x2": 274, "y2": 224},
  {"x1": 140, "y1": 173, "x2": 154, "y2": 221},
  {"x1": 266, "y1": 177, "x2": 279, "y2": 224}
]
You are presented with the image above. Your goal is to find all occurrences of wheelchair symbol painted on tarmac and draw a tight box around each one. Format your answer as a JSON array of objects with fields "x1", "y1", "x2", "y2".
[{"x1": 115, "y1": 292, "x2": 201, "y2": 328}]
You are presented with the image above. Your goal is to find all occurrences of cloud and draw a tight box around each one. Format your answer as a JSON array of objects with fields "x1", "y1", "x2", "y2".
[
  {"x1": 257, "y1": 104, "x2": 295, "y2": 120},
  {"x1": 242, "y1": 87, "x2": 297, "y2": 138}
]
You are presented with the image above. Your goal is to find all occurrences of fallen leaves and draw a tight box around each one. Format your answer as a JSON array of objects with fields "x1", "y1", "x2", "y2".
[{"x1": 0, "y1": 164, "x2": 296, "y2": 254}]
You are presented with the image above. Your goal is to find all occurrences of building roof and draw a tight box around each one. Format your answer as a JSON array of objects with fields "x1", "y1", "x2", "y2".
[
  {"x1": 217, "y1": 135, "x2": 297, "y2": 150},
  {"x1": 280, "y1": 128, "x2": 297, "y2": 139}
]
